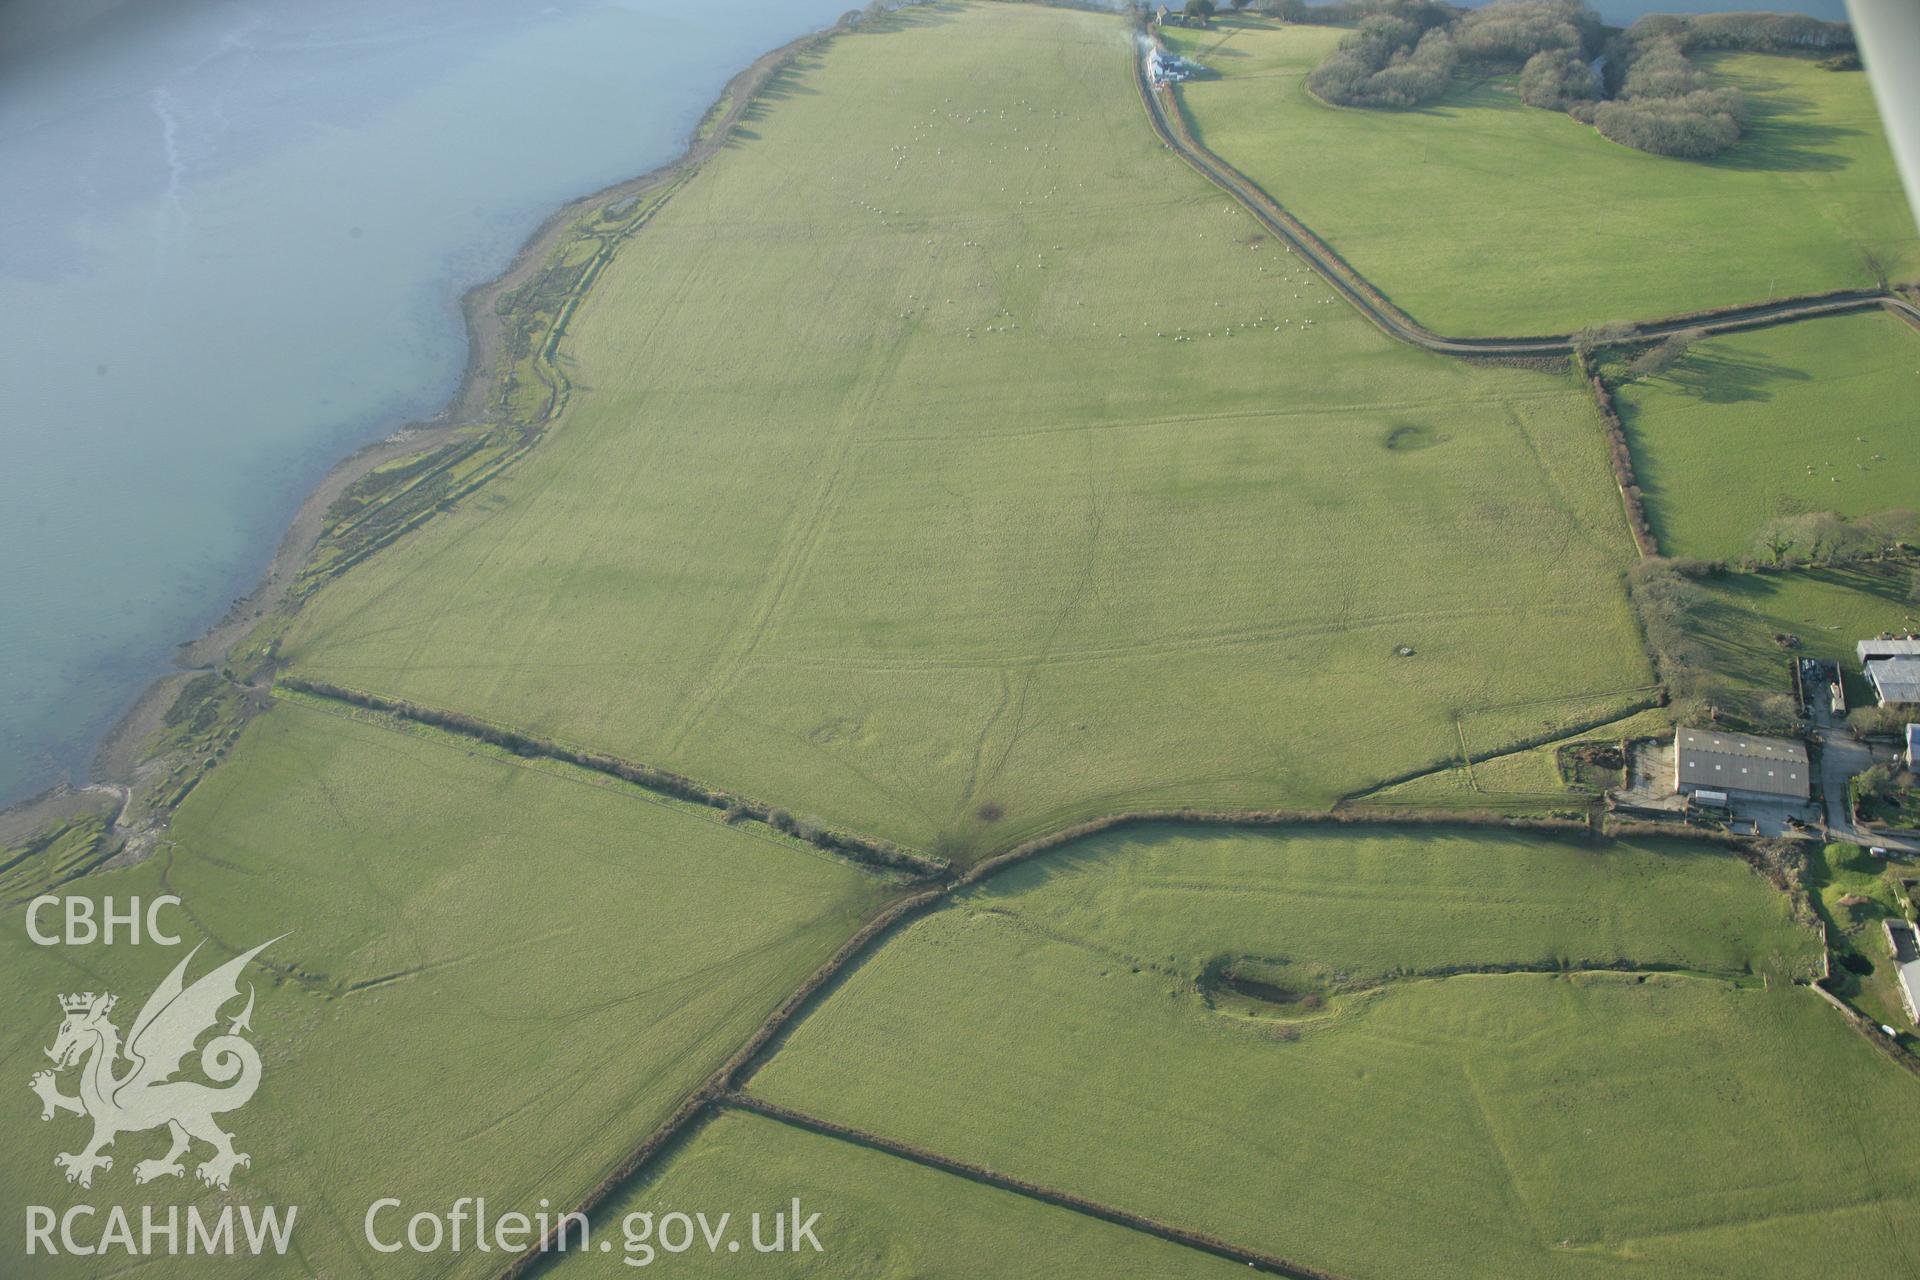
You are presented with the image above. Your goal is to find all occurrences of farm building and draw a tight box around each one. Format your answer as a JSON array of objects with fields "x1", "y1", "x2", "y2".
[
  {"x1": 1672, "y1": 727, "x2": 1809, "y2": 802},
  {"x1": 1908, "y1": 723, "x2": 1919, "y2": 768},
  {"x1": 1146, "y1": 45, "x2": 1207, "y2": 84},
  {"x1": 1859, "y1": 638, "x2": 1920, "y2": 662},
  {"x1": 1859, "y1": 638, "x2": 1920, "y2": 707},
  {"x1": 1884, "y1": 920, "x2": 1920, "y2": 1025}
]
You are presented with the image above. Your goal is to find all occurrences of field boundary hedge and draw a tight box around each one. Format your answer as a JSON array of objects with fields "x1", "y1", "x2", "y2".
[
  {"x1": 280, "y1": 12, "x2": 1887, "y2": 1272},
  {"x1": 500, "y1": 883, "x2": 947, "y2": 1279},
  {"x1": 490, "y1": 787, "x2": 1799, "y2": 1276},
  {"x1": 1580, "y1": 360, "x2": 1660, "y2": 557},
  {"x1": 277, "y1": 677, "x2": 948, "y2": 879},
  {"x1": 1339, "y1": 694, "x2": 1664, "y2": 807},
  {"x1": 1807, "y1": 980, "x2": 1920, "y2": 1081},
  {"x1": 719, "y1": 1092, "x2": 1350, "y2": 1279}
]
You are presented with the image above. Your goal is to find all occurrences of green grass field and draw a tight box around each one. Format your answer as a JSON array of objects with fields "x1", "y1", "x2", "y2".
[
  {"x1": 749, "y1": 823, "x2": 1920, "y2": 1280},
  {"x1": 1357, "y1": 703, "x2": 1673, "y2": 812},
  {"x1": 566, "y1": 1108, "x2": 1249, "y2": 1277},
  {"x1": 1164, "y1": 18, "x2": 1920, "y2": 336},
  {"x1": 1806, "y1": 842, "x2": 1915, "y2": 1043},
  {"x1": 16, "y1": 10, "x2": 1915, "y2": 1279},
  {"x1": 279, "y1": 3, "x2": 1650, "y2": 861},
  {"x1": 1610, "y1": 311, "x2": 1920, "y2": 561},
  {"x1": 1689, "y1": 562, "x2": 1920, "y2": 711},
  {"x1": 0, "y1": 698, "x2": 889, "y2": 1279}
]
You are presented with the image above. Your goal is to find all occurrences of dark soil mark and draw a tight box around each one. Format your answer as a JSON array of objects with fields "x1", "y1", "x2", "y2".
[{"x1": 1383, "y1": 424, "x2": 1445, "y2": 452}]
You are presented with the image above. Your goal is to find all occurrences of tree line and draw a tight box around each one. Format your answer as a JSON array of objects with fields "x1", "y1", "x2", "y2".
[
  {"x1": 1749, "y1": 509, "x2": 1920, "y2": 572},
  {"x1": 1261, "y1": 0, "x2": 1854, "y2": 159},
  {"x1": 1305, "y1": 5, "x2": 1457, "y2": 108}
]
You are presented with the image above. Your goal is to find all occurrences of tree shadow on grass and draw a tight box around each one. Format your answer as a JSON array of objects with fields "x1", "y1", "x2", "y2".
[
  {"x1": 729, "y1": 58, "x2": 826, "y2": 144},
  {"x1": 1811, "y1": 563, "x2": 1914, "y2": 607},
  {"x1": 1653, "y1": 346, "x2": 1812, "y2": 404},
  {"x1": 1695, "y1": 565, "x2": 1914, "y2": 690},
  {"x1": 1410, "y1": 78, "x2": 1519, "y2": 121},
  {"x1": 1702, "y1": 78, "x2": 1857, "y2": 175},
  {"x1": 739, "y1": 59, "x2": 823, "y2": 124},
  {"x1": 1691, "y1": 589, "x2": 1792, "y2": 689},
  {"x1": 846, "y1": 1, "x2": 963, "y2": 36}
]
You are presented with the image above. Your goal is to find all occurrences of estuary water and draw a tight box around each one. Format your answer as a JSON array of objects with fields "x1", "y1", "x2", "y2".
[{"x1": 0, "y1": 0, "x2": 851, "y2": 807}]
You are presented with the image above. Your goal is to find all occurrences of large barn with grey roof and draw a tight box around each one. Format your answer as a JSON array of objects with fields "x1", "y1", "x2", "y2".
[{"x1": 1673, "y1": 728, "x2": 1809, "y2": 803}]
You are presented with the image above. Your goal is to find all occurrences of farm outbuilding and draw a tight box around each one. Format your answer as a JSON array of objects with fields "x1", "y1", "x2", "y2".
[
  {"x1": 1884, "y1": 920, "x2": 1920, "y2": 1025},
  {"x1": 1859, "y1": 638, "x2": 1920, "y2": 662},
  {"x1": 1859, "y1": 639, "x2": 1920, "y2": 707},
  {"x1": 1146, "y1": 45, "x2": 1206, "y2": 84},
  {"x1": 1672, "y1": 728, "x2": 1809, "y2": 802},
  {"x1": 1865, "y1": 659, "x2": 1920, "y2": 707}
]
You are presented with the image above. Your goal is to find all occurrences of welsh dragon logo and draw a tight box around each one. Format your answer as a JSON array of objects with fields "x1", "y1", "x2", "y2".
[{"x1": 28, "y1": 937, "x2": 280, "y2": 1191}]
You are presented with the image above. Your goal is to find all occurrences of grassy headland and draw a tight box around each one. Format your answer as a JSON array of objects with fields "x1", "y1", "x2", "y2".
[
  {"x1": 7, "y1": 8, "x2": 1913, "y2": 1280},
  {"x1": 280, "y1": 3, "x2": 1650, "y2": 862}
]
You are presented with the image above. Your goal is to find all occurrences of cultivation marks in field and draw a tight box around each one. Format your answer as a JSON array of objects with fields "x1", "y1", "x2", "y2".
[
  {"x1": 587, "y1": 1107, "x2": 1266, "y2": 1279},
  {"x1": 280, "y1": 4, "x2": 1651, "y2": 860},
  {"x1": 0, "y1": 699, "x2": 890, "y2": 1280},
  {"x1": 33, "y1": 8, "x2": 1920, "y2": 1279},
  {"x1": 743, "y1": 822, "x2": 1920, "y2": 1280}
]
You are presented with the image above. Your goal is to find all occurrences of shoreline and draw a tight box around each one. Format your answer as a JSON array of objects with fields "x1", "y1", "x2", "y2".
[{"x1": 0, "y1": 23, "x2": 834, "y2": 847}]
